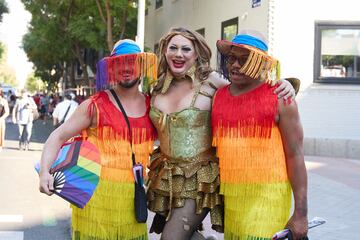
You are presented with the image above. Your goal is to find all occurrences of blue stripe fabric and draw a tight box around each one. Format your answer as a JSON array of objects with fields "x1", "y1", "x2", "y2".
[
  {"x1": 62, "y1": 168, "x2": 98, "y2": 195},
  {"x1": 232, "y1": 34, "x2": 268, "y2": 52},
  {"x1": 111, "y1": 41, "x2": 141, "y2": 56},
  {"x1": 52, "y1": 144, "x2": 71, "y2": 167}
]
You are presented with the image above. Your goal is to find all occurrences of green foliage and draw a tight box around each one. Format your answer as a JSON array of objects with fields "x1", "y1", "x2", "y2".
[
  {"x1": 21, "y1": 0, "x2": 138, "y2": 89},
  {"x1": 0, "y1": 65, "x2": 17, "y2": 87},
  {"x1": 25, "y1": 73, "x2": 45, "y2": 93},
  {"x1": 0, "y1": 42, "x2": 4, "y2": 60},
  {"x1": 322, "y1": 55, "x2": 354, "y2": 68},
  {"x1": 0, "y1": 0, "x2": 8, "y2": 59},
  {"x1": 0, "y1": 44, "x2": 17, "y2": 87},
  {"x1": 0, "y1": 0, "x2": 9, "y2": 22}
]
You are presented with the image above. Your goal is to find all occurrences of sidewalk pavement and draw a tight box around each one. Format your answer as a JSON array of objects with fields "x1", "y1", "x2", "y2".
[
  {"x1": 304, "y1": 156, "x2": 360, "y2": 239},
  {"x1": 1, "y1": 119, "x2": 359, "y2": 239},
  {"x1": 189, "y1": 156, "x2": 360, "y2": 240}
]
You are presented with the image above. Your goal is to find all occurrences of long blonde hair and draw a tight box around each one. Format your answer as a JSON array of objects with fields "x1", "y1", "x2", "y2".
[{"x1": 152, "y1": 27, "x2": 212, "y2": 94}]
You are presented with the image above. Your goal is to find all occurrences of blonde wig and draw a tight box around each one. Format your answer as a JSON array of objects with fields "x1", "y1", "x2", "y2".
[{"x1": 152, "y1": 27, "x2": 212, "y2": 94}]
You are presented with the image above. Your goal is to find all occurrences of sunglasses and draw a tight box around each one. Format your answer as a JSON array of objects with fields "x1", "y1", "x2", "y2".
[{"x1": 225, "y1": 55, "x2": 249, "y2": 65}]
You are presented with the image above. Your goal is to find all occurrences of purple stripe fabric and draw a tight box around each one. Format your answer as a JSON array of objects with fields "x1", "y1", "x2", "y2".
[
  {"x1": 57, "y1": 182, "x2": 91, "y2": 208},
  {"x1": 96, "y1": 58, "x2": 108, "y2": 91}
]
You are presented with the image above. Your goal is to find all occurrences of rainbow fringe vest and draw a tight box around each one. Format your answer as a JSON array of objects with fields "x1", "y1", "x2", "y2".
[
  {"x1": 71, "y1": 91, "x2": 155, "y2": 240},
  {"x1": 212, "y1": 84, "x2": 292, "y2": 240}
]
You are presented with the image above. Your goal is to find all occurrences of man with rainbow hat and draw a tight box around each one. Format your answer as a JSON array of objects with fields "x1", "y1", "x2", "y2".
[
  {"x1": 39, "y1": 39, "x2": 157, "y2": 239},
  {"x1": 212, "y1": 30, "x2": 308, "y2": 240}
]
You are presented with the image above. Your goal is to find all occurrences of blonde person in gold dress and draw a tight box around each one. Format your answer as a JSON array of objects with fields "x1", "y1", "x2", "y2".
[{"x1": 146, "y1": 27, "x2": 296, "y2": 240}]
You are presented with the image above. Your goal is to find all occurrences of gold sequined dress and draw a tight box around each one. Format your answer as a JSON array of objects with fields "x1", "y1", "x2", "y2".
[{"x1": 147, "y1": 80, "x2": 223, "y2": 232}]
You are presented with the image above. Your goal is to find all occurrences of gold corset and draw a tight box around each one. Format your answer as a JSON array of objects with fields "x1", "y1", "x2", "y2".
[
  {"x1": 147, "y1": 80, "x2": 223, "y2": 232},
  {"x1": 150, "y1": 106, "x2": 212, "y2": 158}
]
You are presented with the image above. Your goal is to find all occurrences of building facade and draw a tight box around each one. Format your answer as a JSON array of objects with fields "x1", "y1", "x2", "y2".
[
  {"x1": 145, "y1": 0, "x2": 271, "y2": 67},
  {"x1": 145, "y1": 0, "x2": 360, "y2": 89},
  {"x1": 144, "y1": 0, "x2": 360, "y2": 158}
]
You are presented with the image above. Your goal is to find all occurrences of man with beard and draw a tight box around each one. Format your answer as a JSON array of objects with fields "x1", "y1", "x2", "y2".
[{"x1": 39, "y1": 39, "x2": 158, "y2": 240}]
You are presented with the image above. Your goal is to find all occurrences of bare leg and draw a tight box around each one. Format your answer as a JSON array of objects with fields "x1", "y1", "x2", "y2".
[{"x1": 161, "y1": 199, "x2": 209, "y2": 240}]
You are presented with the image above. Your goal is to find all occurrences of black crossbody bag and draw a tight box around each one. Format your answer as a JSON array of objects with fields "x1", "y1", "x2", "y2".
[{"x1": 109, "y1": 89, "x2": 148, "y2": 223}]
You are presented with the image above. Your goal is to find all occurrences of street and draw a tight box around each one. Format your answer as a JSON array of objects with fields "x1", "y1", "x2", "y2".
[{"x1": 0, "y1": 120, "x2": 359, "y2": 240}]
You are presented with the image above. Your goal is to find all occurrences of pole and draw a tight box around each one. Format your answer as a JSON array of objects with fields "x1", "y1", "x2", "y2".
[{"x1": 136, "y1": 0, "x2": 145, "y2": 51}]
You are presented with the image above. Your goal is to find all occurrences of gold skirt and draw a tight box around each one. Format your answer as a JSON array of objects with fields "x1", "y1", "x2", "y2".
[{"x1": 146, "y1": 148, "x2": 224, "y2": 233}]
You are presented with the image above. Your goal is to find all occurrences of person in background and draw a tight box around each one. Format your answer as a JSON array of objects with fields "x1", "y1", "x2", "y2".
[
  {"x1": 12, "y1": 89, "x2": 37, "y2": 150},
  {"x1": 47, "y1": 94, "x2": 55, "y2": 118},
  {"x1": 7, "y1": 90, "x2": 17, "y2": 121},
  {"x1": 33, "y1": 93, "x2": 41, "y2": 111},
  {"x1": 0, "y1": 89, "x2": 10, "y2": 152},
  {"x1": 52, "y1": 92, "x2": 78, "y2": 128},
  {"x1": 212, "y1": 30, "x2": 308, "y2": 240},
  {"x1": 40, "y1": 93, "x2": 49, "y2": 120}
]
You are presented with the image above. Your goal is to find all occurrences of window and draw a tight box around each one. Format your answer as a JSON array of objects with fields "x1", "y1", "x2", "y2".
[
  {"x1": 221, "y1": 17, "x2": 238, "y2": 41},
  {"x1": 314, "y1": 21, "x2": 360, "y2": 84},
  {"x1": 155, "y1": 0, "x2": 163, "y2": 9},
  {"x1": 196, "y1": 28, "x2": 205, "y2": 37}
]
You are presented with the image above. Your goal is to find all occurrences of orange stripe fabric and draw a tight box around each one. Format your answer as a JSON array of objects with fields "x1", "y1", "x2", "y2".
[{"x1": 213, "y1": 126, "x2": 288, "y2": 184}]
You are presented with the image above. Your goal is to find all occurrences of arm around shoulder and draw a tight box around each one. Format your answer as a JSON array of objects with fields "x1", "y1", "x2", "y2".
[{"x1": 208, "y1": 71, "x2": 229, "y2": 89}]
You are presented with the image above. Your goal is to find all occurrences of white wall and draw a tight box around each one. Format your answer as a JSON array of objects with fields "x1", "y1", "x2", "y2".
[
  {"x1": 145, "y1": 0, "x2": 360, "y2": 88},
  {"x1": 273, "y1": 0, "x2": 360, "y2": 90},
  {"x1": 145, "y1": 0, "x2": 270, "y2": 67}
]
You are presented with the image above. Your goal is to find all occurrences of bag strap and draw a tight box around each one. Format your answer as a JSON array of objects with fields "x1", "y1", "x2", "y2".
[
  {"x1": 61, "y1": 103, "x2": 72, "y2": 123},
  {"x1": 109, "y1": 89, "x2": 136, "y2": 166}
]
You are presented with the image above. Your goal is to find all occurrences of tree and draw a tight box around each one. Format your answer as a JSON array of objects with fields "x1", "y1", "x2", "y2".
[
  {"x1": 0, "y1": 0, "x2": 9, "y2": 60},
  {"x1": 0, "y1": 42, "x2": 4, "y2": 60},
  {"x1": 95, "y1": 0, "x2": 138, "y2": 52},
  {"x1": 21, "y1": 0, "x2": 73, "y2": 91},
  {"x1": 0, "y1": 0, "x2": 8, "y2": 22},
  {"x1": 0, "y1": 65, "x2": 17, "y2": 86},
  {"x1": 21, "y1": 0, "x2": 138, "y2": 92},
  {"x1": 0, "y1": 45, "x2": 17, "y2": 86},
  {"x1": 25, "y1": 73, "x2": 45, "y2": 93}
]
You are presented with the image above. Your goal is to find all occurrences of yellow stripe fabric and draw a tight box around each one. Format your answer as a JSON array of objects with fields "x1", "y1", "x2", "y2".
[
  {"x1": 71, "y1": 129, "x2": 153, "y2": 240},
  {"x1": 213, "y1": 126, "x2": 292, "y2": 239},
  {"x1": 223, "y1": 182, "x2": 291, "y2": 240},
  {"x1": 72, "y1": 181, "x2": 147, "y2": 240},
  {"x1": 77, "y1": 156, "x2": 101, "y2": 175}
]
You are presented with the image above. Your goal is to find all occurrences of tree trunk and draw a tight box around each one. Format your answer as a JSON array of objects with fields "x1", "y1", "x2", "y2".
[
  {"x1": 69, "y1": 60, "x2": 76, "y2": 89},
  {"x1": 72, "y1": 43, "x2": 91, "y2": 90},
  {"x1": 105, "y1": 0, "x2": 113, "y2": 52},
  {"x1": 119, "y1": 1, "x2": 130, "y2": 39}
]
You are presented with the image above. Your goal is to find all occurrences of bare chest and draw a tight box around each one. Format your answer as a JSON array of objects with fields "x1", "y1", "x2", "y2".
[{"x1": 153, "y1": 84, "x2": 214, "y2": 114}]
